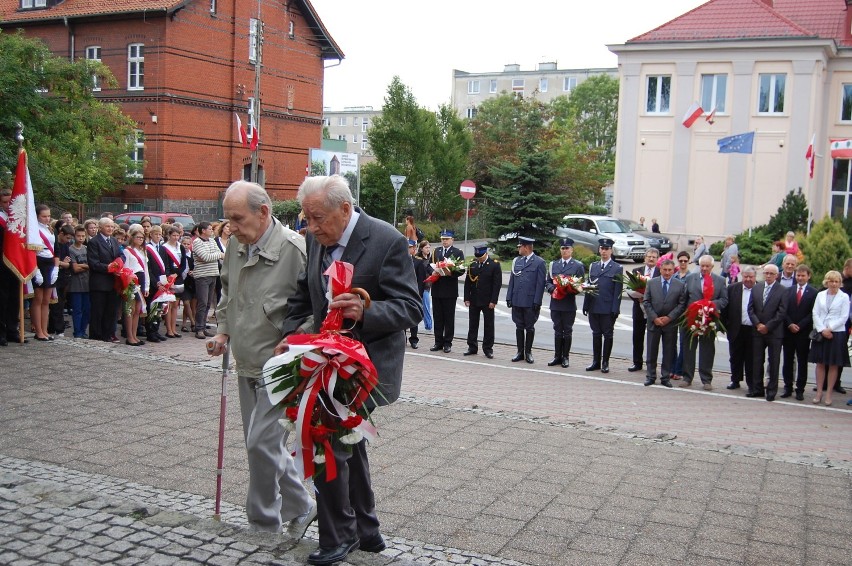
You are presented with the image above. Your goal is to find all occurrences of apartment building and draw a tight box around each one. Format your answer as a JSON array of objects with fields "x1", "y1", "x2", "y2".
[{"x1": 322, "y1": 107, "x2": 380, "y2": 161}]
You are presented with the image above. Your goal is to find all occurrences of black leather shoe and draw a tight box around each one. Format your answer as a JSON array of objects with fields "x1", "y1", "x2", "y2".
[
  {"x1": 429, "y1": 345, "x2": 442, "y2": 352},
  {"x1": 834, "y1": 386, "x2": 847, "y2": 394},
  {"x1": 547, "y1": 357, "x2": 561, "y2": 366},
  {"x1": 766, "y1": 394, "x2": 775, "y2": 402},
  {"x1": 511, "y1": 353, "x2": 524, "y2": 362},
  {"x1": 484, "y1": 351, "x2": 493, "y2": 359},
  {"x1": 525, "y1": 353, "x2": 534, "y2": 364},
  {"x1": 644, "y1": 378, "x2": 655, "y2": 386},
  {"x1": 409, "y1": 341, "x2": 419, "y2": 349},
  {"x1": 660, "y1": 379, "x2": 673, "y2": 388},
  {"x1": 463, "y1": 349, "x2": 477, "y2": 356},
  {"x1": 601, "y1": 361, "x2": 609, "y2": 373},
  {"x1": 780, "y1": 390, "x2": 793, "y2": 398},
  {"x1": 307, "y1": 539, "x2": 360, "y2": 565},
  {"x1": 795, "y1": 391, "x2": 804, "y2": 401},
  {"x1": 359, "y1": 533, "x2": 386, "y2": 553},
  {"x1": 726, "y1": 382, "x2": 740, "y2": 390},
  {"x1": 627, "y1": 364, "x2": 642, "y2": 372},
  {"x1": 561, "y1": 358, "x2": 569, "y2": 368},
  {"x1": 745, "y1": 390, "x2": 757, "y2": 397},
  {"x1": 443, "y1": 346, "x2": 452, "y2": 353},
  {"x1": 585, "y1": 363, "x2": 600, "y2": 371}
]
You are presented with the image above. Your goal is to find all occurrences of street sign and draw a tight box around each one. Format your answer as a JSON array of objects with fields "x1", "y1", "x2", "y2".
[
  {"x1": 390, "y1": 175, "x2": 406, "y2": 193},
  {"x1": 460, "y1": 179, "x2": 476, "y2": 200}
]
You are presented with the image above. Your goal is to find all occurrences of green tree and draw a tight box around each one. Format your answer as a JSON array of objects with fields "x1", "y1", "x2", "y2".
[
  {"x1": 759, "y1": 188, "x2": 808, "y2": 240},
  {"x1": 0, "y1": 31, "x2": 137, "y2": 201},
  {"x1": 801, "y1": 217, "x2": 852, "y2": 283},
  {"x1": 552, "y1": 74, "x2": 619, "y2": 170}
]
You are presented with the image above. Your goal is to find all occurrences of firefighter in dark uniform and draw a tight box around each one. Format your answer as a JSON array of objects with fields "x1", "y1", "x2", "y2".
[
  {"x1": 506, "y1": 236, "x2": 546, "y2": 363},
  {"x1": 545, "y1": 238, "x2": 585, "y2": 367},
  {"x1": 582, "y1": 238, "x2": 623, "y2": 373},
  {"x1": 463, "y1": 243, "x2": 502, "y2": 358},
  {"x1": 429, "y1": 229, "x2": 465, "y2": 353}
]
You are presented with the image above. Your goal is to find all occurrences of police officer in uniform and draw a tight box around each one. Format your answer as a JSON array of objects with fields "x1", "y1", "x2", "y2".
[
  {"x1": 545, "y1": 238, "x2": 585, "y2": 367},
  {"x1": 430, "y1": 229, "x2": 464, "y2": 353},
  {"x1": 506, "y1": 236, "x2": 546, "y2": 363},
  {"x1": 583, "y1": 238, "x2": 623, "y2": 373},
  {"x1": 463, "y1": 243, "x2": 502, "y2": 358}
]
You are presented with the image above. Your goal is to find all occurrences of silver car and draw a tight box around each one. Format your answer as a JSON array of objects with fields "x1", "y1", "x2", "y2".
[{"x1": 555, "y1": 215, "x2": 650, "y2": 261}]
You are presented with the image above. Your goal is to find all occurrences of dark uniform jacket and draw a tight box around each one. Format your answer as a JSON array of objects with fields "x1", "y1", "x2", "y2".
[
  {"x1": 507, "y1": 254, "x2": 546, "y2": 308},
  {"x1": 464, "y1": 256, "x2": 502, "y2": 307},
  {"x1": 546, "y1": 258, "x2": 585, "y2": 312},
  {"x1": 583, "y1": 260, "x2": 624, "y2": 315},
  {"x1": 430, "y1": 245, "x2": 464, "y2": 299}
]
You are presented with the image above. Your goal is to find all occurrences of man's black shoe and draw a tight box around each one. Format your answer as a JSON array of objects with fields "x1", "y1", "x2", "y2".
[
  {"x1": 359, "y1": 533, "x2": 386, "y2": 553},
  {"x1": 795, "y1": 391, "x2": 804, "y2": 401},
  {"x1": 601, "y1": 361, "x2": 609, "y2": 373},
  {"x1": 562, "y1": 358, "x2": 569, "y2": 368},
  {"x1": 644, "y1": 378, "x2": 656, "y2": 386},
  {"x1": 429, "y1": 345, "x2": 442, "y2": 352},
  {"x1": 585, "y1": 363, "x2": 600, "y2": 371},
  {"x1": 525, "y1": 353, "x2": 534, "y2": 364},
  {"x1": 443, "y1": 346, "x2": 452, "y2": 353},
  {"x1": 409, "y1": 341, "x2": 419, "y2": 349},
  {"x1": 660, "y1": 379, "x2": 673, "y2": 388},
  {"x1": 484, "y1": 351, "x2": 493, "y2": 359},
  {"x1": 463, "y1": 349, "x2": 477, "y2": 356},
  {"x1": 511, "y1": 352, "x2": 524, "y2": 362},
  {"x1": 780, "y1": 390, "x2": 793, "y2": 398},
  {"x1": 726, "y1": 382, "x2": 740, "y2": 390},
  {"x1": 627, "y1": 364, "x2": 642, "y2": 372},
  {"x1": 834, "y1": 386, "x2": 847, "y2": 394},
  {"x1": 547, "y1": 357, "x2": 561, "y2": 366},
  {"x1": 307, "y1": 539, "x2": 360, "y2": 566},
  {"x1": 766, "y1": 394, "x2": 775, "y2": 402}
]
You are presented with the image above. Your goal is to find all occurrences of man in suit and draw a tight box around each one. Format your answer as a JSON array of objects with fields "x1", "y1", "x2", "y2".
[
  {"x1": 87, "y1": 217, "x2": 122, "y2": 342},
  {"x1": 429, "y1": 229, "x2": 464, "y2": 353},
  {"x1": 680, "y1": 255, "x2": 728, "y2": 390},
  {"x1": 277, "y1": 175, "x2": 422, "y2": 565},
  {"x1": 583, "y1": 238, "x2": 624, "y2": 373},
  {"x1": 781, "y1": 264, "x2": 816, "y2": 400},
  {"x1": 506, "y1": 236, "x2": 546, "y2": 363},
  {"x1": 642, "y1": 258, "x2": 686, "y2": 387},
  {"x1": 207, "y1": 181, "x2": 316, "y2": 538},
  {"x1": 463, "y1": 243, "x2": 502, "y2": 358},
  {"x1": 545, "y1": 238, "x2": 585, "y2": 367},
  {"x1": 628, "y1": 248, "x2": 660, "y2": 372},
  {"x1": 748, "y1": 264, "x2": 787, "y2": 401},
  {"x1": 724, "y1": 267, "x2": 757, "y2": 393}
]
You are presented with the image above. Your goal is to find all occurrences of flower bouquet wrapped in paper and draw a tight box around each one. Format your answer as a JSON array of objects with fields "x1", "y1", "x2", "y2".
[
  {"x1": 146, "y1": 273, "x2": 179, "y2": 324},
  {"x1": 259, "y1": 260, "x2": 378, "y2": 481},
  {"x1": 678, "y1": 299, "x2": 726, "y2": 347},
  {"x1": 551, "y1": 274, "x2": 585, "y2": 300},
  {"x1": 424, "y1": 257, "x2": 465, "y2": 284},
  {"x1": 108, "y1": 257, "x2": 139, "y2": 316},
  {"x1": 617, "y1": 271, "x2": 650, "y2": 299}
]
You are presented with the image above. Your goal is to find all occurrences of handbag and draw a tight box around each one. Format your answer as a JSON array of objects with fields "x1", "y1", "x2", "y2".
[{"x1": 808, "y1": 328, "x2": 824, "y2": 342}]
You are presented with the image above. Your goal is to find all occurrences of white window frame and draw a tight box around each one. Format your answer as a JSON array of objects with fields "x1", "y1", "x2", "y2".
[
  {"x1": 127, "y1": 43, "x2": 144, "y2": 91},
  {"x1": 841, "y1": 84, "x2": 852, "y2": 122},
  {"x1": 700, "y1": 74, "x2": 727, "y2": 113},
  {"x1": 468, "y1": 80, "x2": 480, "y2": 94},
  {"x1": 361, "y1": 136, "x2": 369, "y2": 150},
  {"x1": 645, "y1": 75, "x2": 671, "y2": 114},
  {"x1": 21, "y1": 0, "x2": 47, "y2": 8},
  {"x1": 288, "y1": 21, "x2": 295, "y2": 39},
  {"x1": 86, "y1": 46, "x2": 102, "y2": 92},
  {"x1": 128, "y1": 130, "x2": 144, "y2": 180},
  {"x1": 539, "y1": 78, "x2": 548, "y2": 93},
  {"x1": 247, "y1": 97, "x2": 257, "y2": 133},
  {"x1": 338, "y1": 116, "x2": 347, "y2": 126},
  {"x1": 489, "y1": 79, "x2": 497, "y2": 94},
  {"x1": 210, "y1": 0, "x2": 217, "y2": 14},
  {"x1": 249, "y1": 18, "x2": 259, "y2": 63},
  {"x1": 512, "y1": 79, "x2": 524, "y2": 92},
  {"x1": 758, "y1": 73, "x2": 786, "y2": 114},
  {"x1": 361, "y1": 121, "x2": 368, "y2": 132},
  {"x1": 353, "y1": 134, "x2": 359, "y2": 143},
  {"x1": 563, "y1": 77, "x2": 577, "y2": 92},
  {"x1": 466, "y1": 107, "x2": 477, "y2": 119}
]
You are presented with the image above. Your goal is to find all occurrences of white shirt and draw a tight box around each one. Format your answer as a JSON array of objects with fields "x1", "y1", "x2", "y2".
[{"x1": 741, "y1": 286, "x2": 753, "y2": 326}]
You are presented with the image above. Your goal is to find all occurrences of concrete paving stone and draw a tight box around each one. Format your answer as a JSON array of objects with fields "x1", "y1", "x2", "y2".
[
  {"x1": 612, "y1": 482, "x2": 666, "y2": 502},
  {"x1": 39, "y1": 550, "x2": 77, "y2": 563},
  {"x1": 498, "y1": 547, "x2": 563, "y2": 566},
  {"x1": 648, "y1": 509, "x2": 703, "y2": 529},
  {"x1": 696, "y1": 522, "x2": 750, "y2": 546},
  {"x1": 551, "y1": 492, "x2": 604, "y2": 511},
  {"x1": 620, "y1": 551, "x2": 685, "y2": 566},
  {"x1": 632, "y1": 535, "x2": 690, "y2": 560},
  {"x1": 569, "y1": 532, "x2": 630, "y2": 557},
  {"x1": 426, "y1": 500, "x2": 482, "y2": 521},
  {"x1": 744, "y1": 541, "x2": 805, "y2": 565},
  {"x1": 52, "y1": 537, "x2": 84, "y2": 551},
  {"x1": 706, "y1": 498, "x2": 757, "y2": 518},
  {"x1": 702, "y1": 511, "x2": 753, "y2": 531},
  {"x1": 89, "y1": 549, "x2": 122, "y2": 563},
  {"x1": 17, "y1": 543, "x2": 51, "y2": 558},
  {"x1": 540, "y1": 503, "x2": 595, "y2": 523},
  {"x1": 805, "y1": 542, "x2": 852, "y2": 564},
  {"x1": 654, "y1": 498, "x2": 707, "y2": 516},
  {"x1": 690, "y1": 538, "x2": 747, "y2": 562},
  {"x1": 464, "y1": 514, "x2": 526, "y2": 538},
  {"x1": 143, "y1": 554, "x2": 182, "y2": 566},
  {"x1": 593, "y1": 505, "x2": 650, "y2": 526}
]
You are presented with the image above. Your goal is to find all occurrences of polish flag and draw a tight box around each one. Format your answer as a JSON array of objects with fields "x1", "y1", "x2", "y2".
[
  {"x1": 805, "y1": 134, "x2": 815, "y2": 178},
  {"x1": 234, "y1": 113, "x2": 249, "y2": 148},
  {"x1": 249, "y1": 125, "x2": 259, "y2": 151},
  {"x1": 705, "y1": 107, "x2": 717, "y2": 125},
  {"x1": 682, "y1": 102, "x2": 703, "y2": 128},
  {"x1": 3, "y1": 150, "x2": 39, "y2": 283}
]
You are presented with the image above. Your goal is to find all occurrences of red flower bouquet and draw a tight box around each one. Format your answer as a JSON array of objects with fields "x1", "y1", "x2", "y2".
[
  {"x1": 679, "y1": 299, "x2": 726, "y2": 346},
  {"x1": 617, "y1": 271, "x2": 649, "y2": 298},
  {"x1": 552, "y1": 274, "x2": 584, "y2": 300},
  {"x1": 424, "y1": 257, "x2": 465, "y2": 284},
  {"x1": 108, "y1": 257, "x2": 139, "y2": 316},
  {"x1": 260, "y1": 260, "x2": 379, "y2": 481}
]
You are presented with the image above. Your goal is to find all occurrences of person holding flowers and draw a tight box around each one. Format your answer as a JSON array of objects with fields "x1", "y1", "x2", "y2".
[
  {"x1": 507, "y1": 236, "x2": 547, "y2": 364},
  {"x1": 583, "y1": 238, "x2": 623, "y2": 373},
  {"x1": 122, "y1": 224, "x2": 149, "y2": 346},
  {"x1": 544, "y1": 238, "x2": 585, "y2": 367},
  {"x1": 207, "y1": 181, "x2": 317, "y2": 537},
  {"x1": 627, "y1": 248, "x2": 660, "y2": 373},
  {"x1": 642, "y1": 258, "x2": 686, "y2": 387},
  {"x1": 463, "y1": 243, "x2": 502, "y2": 359},
  {"x1": 680, "y1": 255, "x2": 728, "y2": 390},
  {"x1": 429, "y1": 229, "x2": 464, "y2": 353},
  {"x1": 276, "y1": 175, "x2": 422, "y2": 566}
]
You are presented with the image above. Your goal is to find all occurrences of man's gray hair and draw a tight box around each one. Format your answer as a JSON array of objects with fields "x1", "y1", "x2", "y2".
[
  {"x1": 225, "y1": 180, "x2": 271, "y2": 212},
  {"x1": 660, "y1": 259, "x2": 675, "y2": 268},
  {"x1": 764, "y1": 264, "x2": 779, "y2": 274},
  {"x1": 646, "y1": 248, "x2": 660, "y2": 257},
  {"x1": 742, "y1": 266, "x2": 757, "y2": 275},
  {"x1": 297, "y1": 175, "x2": 354, "y2": 207},
  {"x1": 699, "y1": 255, "x2": 714, "y2": 266},
  {"x1": 98, "y1": 217, "x2": 113, "y2": 228}
]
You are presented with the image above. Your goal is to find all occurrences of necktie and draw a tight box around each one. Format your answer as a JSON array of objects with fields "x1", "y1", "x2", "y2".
[
  {"x1": 796, "y1": 286, "x2": 803, "y2": 305},
  {"x1": 763, "y1": 284, "x2": 770, "y2": 302},
  {"x1": 663, "y1": 279, "x2": 669, "y2": 296}
]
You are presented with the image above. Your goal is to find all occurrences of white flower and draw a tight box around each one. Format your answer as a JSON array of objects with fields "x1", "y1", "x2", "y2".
[
  {"x1": 313, "y1": 453, "x2": 326, "y2": 464},
  {"x1": 340, "y1": 430, "x2": 363, "y2": 445}
]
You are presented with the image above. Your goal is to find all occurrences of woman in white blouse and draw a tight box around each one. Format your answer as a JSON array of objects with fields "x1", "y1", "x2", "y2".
[
  {"x1": 122, "y1": 224, "x2": 149, "y2": 345},
  {"x1": 808, "y1": 270, "x2": 851, "y2": 406},
  {"x1": 31, "y1": 205, "x2": 59, "y2": 341}
]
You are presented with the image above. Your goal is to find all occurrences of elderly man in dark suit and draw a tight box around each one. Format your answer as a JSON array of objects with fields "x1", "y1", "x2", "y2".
[
  {"x1": 463, "y1": 243, "x2": 502, "y2": 358},
  {"x1": 277, "y1": 175, "x2": 422, "y2": 566},
  {"x1": 628, "y1": 248, "x2": 660, "y2": 372},
  {"x1": 724, "y1": 267, "x2": 757, "y2": 394},
  {"x1": 680, "y1": 255, "x2": 728, "y2": 390},
  {"x1": 507, "y1": 236, "x2": 547, "y2": 363},
  {"x1": 642, "y1": 258, "x2": 686, "y2": 387},
  {"x1": 749, "y1": 264, "x2": 788, "y2": 401},
  {"x1": 87, "y1": 217, "x2": 122, "y2": 342},
  {"x1": 583, "y1": 238, "x2": 624, "y2": 373},
  {"x1": 781, "y1": 264, "x2": 817, "y2": 400},
  {"x1": 545, "y1": 238, "x2": 585, "y2": 367}
]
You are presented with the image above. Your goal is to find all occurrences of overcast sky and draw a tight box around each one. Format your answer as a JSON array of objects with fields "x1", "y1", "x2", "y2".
[{"x1": 310, "y1": 0, "x2": 708, "y2": 111}]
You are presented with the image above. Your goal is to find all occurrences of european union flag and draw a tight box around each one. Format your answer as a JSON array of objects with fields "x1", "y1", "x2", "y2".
[{"x1": 717, "y1": 131, "x2": 755, "y2": 154}]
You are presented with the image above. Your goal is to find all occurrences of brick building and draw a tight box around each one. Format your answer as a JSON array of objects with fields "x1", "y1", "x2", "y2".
[{"x1": 0, "y1": 0, "x2": 343, "y2": 218}]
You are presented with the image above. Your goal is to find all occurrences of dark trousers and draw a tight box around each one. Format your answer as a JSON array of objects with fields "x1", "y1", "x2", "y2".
[
  {"x1": 782, "y1": 330, "x2": 810, "y2": 394},
  {"x1": 0, "y1": 268, "x2": 20, "y2": 339},
  {"x1": 550, "y1": 309, "x2": 576, "y2": 339},
  {"x1": 588, "y1": 312, "x2": 614, "y2": 339},
  {"x1": 646, "y1": 325, "x2": 677, "y2": 378},
  {"x1": 48, "y1": 282, "x2": 68, "y2": 334},
  {"x1": 90, "y1": 290, "x2": 118, "y2": 341},
  {"x1": 728, "y1": 327, "x2": 755, "y2": 390},
  {"x1": 467, "y1": 304, "x2": 495, "y2": 353},
  {"x1": 753, "y1": 333, "x2": 783, "y2": 397},
  {"x1": 316, "y1": 438, "x2": 380, "y2": 547},
  {"x1": 632, "y1": 300, "x2": 646, "y2": 365},
  {"x1": 432, "y1": 296, "x2": 456, "y2": 347},
  {"x1": 511, "y1": 306, "x2": 539, "y2": 331}
]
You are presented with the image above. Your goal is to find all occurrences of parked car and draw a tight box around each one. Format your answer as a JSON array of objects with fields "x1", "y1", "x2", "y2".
[
  {"x1": 555, "y1": 215, "x2": 649, "y2": 261},
  {"x1": 619, "y1": 219, "x2": 673, "y2": 254},
  {"x1": 114, "y1": 212, "x2": 196, "y2": 232}
]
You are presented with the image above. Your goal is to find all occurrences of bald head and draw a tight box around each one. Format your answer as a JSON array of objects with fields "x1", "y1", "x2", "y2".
[{"x1": 223, "y1": 180, "x2": 272, "y2": 244}]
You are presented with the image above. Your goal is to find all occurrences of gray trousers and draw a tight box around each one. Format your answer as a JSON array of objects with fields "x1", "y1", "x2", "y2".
[
  {"x1": 237, "y1": 374, "x2": 313, "y2": 532},
  {"x1": 195, "y1": 276, "x2": 217, "y2": 332},
  {"x1": 682, "y1": 331, "x2": 715, "y2": 384}
]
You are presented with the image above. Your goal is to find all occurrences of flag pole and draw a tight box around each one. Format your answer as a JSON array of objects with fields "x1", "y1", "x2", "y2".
[
  {"x1": 15, "y1": 123, "x2": 25, "y2": 344},
  {"x1": 748, "y1": 130, "x2": 757, "y2": 237}
]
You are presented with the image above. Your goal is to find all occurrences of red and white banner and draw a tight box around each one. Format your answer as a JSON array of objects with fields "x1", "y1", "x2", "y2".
[
  {"x1": 830, "y1": 138, "x2": 852, "y2": 160},
  {"x1": 682, "y1": 102, "x2": 704, "y2": 128},
  {"x1": 3, "y1": 151, "x2": 39, "y2": 282},
  {"x1": 234, "y1": 113, "x2": 249, "y2": 148},
  {"x1": 805, "y1": 134, "x2": 815, "y2": 178}
]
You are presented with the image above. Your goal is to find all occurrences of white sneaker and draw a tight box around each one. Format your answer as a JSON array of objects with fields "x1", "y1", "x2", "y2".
[{"x1": 285, "y1": 501, "x2": 317, "y2": 539}]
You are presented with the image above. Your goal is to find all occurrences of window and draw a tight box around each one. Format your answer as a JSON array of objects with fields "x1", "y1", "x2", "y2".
[
  {"x1": 564, "y1": 77, "x2": 577, "y2": 92},
  {"x1": 700, "y1": 74, "x2": 727, "y2": 113},
  {"x1": 247, "y1": 97, "x2": 256, "y2": 133},
  {"x1": 353, "y1": 117, "x2": 360, "y2": 126},
  {"x1": 841, "y1": 84, "x2": 852, "y2": 121},
  {"x1": 353, "y1": 134, "x2": 359, "y2": 143},
  {"x1": 322, "y1": 118, "x2": 330, "y2": 126},
  {"x1": 539, "y1": 78, "x2": 548, "y2": 93},
  {"x1": 758, "y1": 73, "x2": 785, "y2": 114},
  {"x1": 468, "y1": 80, "x2": 480, "y2": 94},
  {"x1": 210, "y1": 0, "x2": 216, "y2": 13},
  {"x1": 127, "y1": 44, "x2": 144, "y2": 91},
  {"x1": 20, "y1": 0, "x2": 47, "y2": 8},
  {"x1": 127, "y1": 130, "x2": 144, "y2": 180},
  {"x1": 288, "y1": 21, "x2": 295, "y2": 39},
  {"x1": 466, "y1": 107, "x2": 477, "y2": 119},
  {"x1": 489, "y1": 79, "x2": 497, "y2": 93},
  {"x1": 645, "y1": 75, "x2": 671, "y2": 113},
  {"x1": 337, "y1": 134, "x2": 346, "y2": 142},
  {"x1": 85, "y1": 46, "x2": 101, "y2": 91},
  {"x1": 831, "y1": 159, "x2": 852, "y2": 219},
  {"x1": 249, "y1": 18, "x2": 259, "y2": 62},
  {"x1": 338, "y1": 116, "x2": 347, "y2": 126},
  {"x1": 361, "y1": 121, "x2": 368, "y2": 132},
  {"x1": 512, "y1": 79, "x2": 524, "y2": 92},
  {"x1": 361, "y1": 136, "x2": 369, "y2": 150}
]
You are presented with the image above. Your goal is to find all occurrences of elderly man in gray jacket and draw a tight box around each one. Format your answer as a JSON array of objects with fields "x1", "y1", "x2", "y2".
[{"x1": 207, "y1": 181, "x2": 316, "y2": 537}]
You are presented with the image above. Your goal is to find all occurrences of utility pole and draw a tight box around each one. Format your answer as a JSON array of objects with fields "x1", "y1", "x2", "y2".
[{"x1": 250, "y1": 0, "x2": 263, "y2": 184}]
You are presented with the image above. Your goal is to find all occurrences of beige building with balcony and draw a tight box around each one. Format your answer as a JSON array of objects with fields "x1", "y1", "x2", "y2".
[
  {"x1": 451, "y1": 63, "x2": 617, "y2": 119},
  {"x1": 608, "y1": 0, "x2": 852, "y2": 245}
]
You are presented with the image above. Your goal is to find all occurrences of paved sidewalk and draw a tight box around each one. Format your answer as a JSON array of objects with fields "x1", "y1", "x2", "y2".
[{"x1": 1, "y1": 331, "x2": 851, "y2": 565}]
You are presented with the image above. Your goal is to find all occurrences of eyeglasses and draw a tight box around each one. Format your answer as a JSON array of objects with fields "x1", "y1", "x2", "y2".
[{"x1": 678, "y1": 259, "x2": 688, "y2": 263}]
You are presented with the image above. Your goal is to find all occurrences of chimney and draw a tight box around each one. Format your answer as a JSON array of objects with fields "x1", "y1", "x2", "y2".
[{"x1": 503, "y1": 64, "x2": 521, "y2": 73}]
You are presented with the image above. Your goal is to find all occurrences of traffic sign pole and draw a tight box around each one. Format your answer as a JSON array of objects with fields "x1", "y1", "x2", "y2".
[
  {"x1": 459, "y1": 180, "x2": 476, "y2": 245},
  {"x1": 390, "y1": 175, "x2": 406, "y2": 228}
]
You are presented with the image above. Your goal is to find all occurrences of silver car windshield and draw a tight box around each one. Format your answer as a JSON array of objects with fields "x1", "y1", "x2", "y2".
[{"x1": 597, "y1": 220, "x2": 629, "y2": 234}]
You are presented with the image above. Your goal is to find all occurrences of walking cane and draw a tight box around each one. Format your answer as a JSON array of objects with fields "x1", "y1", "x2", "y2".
[{"x1": 213, "y1": 341, "x2": 229, "y2": 521}]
